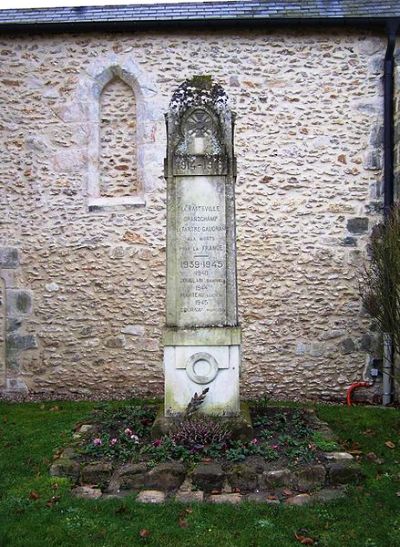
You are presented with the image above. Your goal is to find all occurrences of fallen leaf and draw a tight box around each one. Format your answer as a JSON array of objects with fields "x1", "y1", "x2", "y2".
[
  {"x1": 385, "y1": 441, "x2": 396, "y2": 449},
  {"x1": 366, "y1": 452, "x2": 384, "y2": 464},
  {"x1": 29, "y1": 491, "x2": 40, "y2": 501},
  {"x1": 295, "y1": 532, "x2": 315, "y2": 545},
  {"x1": 139, "y1": 529, "x2": 150, "y2": 538},
  {"x1": 211, "y1": 489, "x2": 221, "y2": 495},
  {"x1": 396, "y1": 491, "x2": 400, "y2": 497},
  {"x1": 49, "y1": 406, "x2": 60, "y2": 412},
  {"x1": 178, "y1": 518, "x2": 188, "y2": 529},
  {"x1": 283, "y1": 489, "x2": 293, "y2": 497},
  {"x1": 348, "y1": 450, "x2": 363, "y2": 456},
  {"x1": 52, "y1": 483, "x2": 59, "y2": 490},
  {"x1": 363, "y1": 429, "x2": 376, "y2": 436},
  {"x1": 45, "y1": 496, "x2": 60, "y2": 507},
  {"x1": 267, "y1": 494, "x2": 279, "y2": 500}
]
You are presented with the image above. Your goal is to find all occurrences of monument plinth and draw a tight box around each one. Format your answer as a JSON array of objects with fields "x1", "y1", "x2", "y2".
[{"x1": 163, "y1": 78, "x2": 241, "y2": 416}]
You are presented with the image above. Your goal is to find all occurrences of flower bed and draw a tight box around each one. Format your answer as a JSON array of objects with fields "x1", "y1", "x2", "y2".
[{"x1": 50, "y1": 401, "x2": 363, "y2": 504}]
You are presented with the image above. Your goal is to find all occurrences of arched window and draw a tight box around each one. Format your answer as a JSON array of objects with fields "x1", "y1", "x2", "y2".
[
  {"x1": 99, "y1": 77, "x2": 138, "y2": 198},
  {"x1": 84, "y1": 61, "x2": 161, "y2": 211}
]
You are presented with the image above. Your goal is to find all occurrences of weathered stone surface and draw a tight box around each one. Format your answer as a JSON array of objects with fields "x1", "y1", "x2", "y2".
[
  {"x1": 136, "y1": 490, "x2": 166, "y2": 503},
  {"x1": 295, "y1": 465, "x2": 326, "y2": 492},
  {"x1": 347, "y1": 217, "x2": 369, "y2": 234},
  {"x1": 6, "y1": 290, "x2": 33, "y2": 316},
  {"x1": 227, "y1": 463, "x2": 258, "y2": 493},
  {"x1": 340, "y1": 338, "x2": 356, "y2": 355},
  {"x1": 0, "y1": 31, "x2": 384, "y2": 402},
  {"x1": 208, "y1": 493, "x2": 242, "y2": 504},
  {"x1": 285, "y1": 493, "x2": 312, "y2": 506},
  {"x1": 246, "y1": 492, "x2": 280, "y2": 504},
  {"x1": 263, "y1": 469, "x2": 293, "y2": 489},
  {"x1": 175, "y1": 490, "x2": 204, "y2": 503},
  {"x1": 312, "y1": 488, "x2": 347, "y2": 504},
  {"x1": 328, "y1": 463, "x2": 363, "y2": 485},
  {"x1": 49, "y1": 459, "x2": 80, "y2": 482},
  {"x1": 81, "y1": 462, "x2": 113, "y2": 486},
  {"x1": 0, "y1": 247, "x2": 19, "y2": 269},
  {"x1": 322, "y1": 452, "x2": 354, "y2": 464},
  {"x1": 192, "y1": 463, "x2": 224, "y2": 493},
  {"x1": 72, "y1": 486, "x2": 102, "y2": 500},
  {"x1": 60, "y1": 447, "x2": 77, "y2": 460},
  {"x1": 146, "y1": 462, "x2": 186, "y2": 491},
  {"x1": 78, "y1": 424, "x2": 95, "y2": 434},
  {"x1": 118, "y1": 463, "x2": 148, "y2": 491}
]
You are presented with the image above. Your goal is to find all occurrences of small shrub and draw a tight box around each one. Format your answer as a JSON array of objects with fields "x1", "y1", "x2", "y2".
[{"x1": 172, "y1": 416, "x2": 231, "y2": 449}]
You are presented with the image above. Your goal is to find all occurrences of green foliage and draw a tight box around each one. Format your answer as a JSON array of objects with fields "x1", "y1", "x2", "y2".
[
  {"x1": 312, "y1": 432, "x2": 339, "y2": 452},
  {"x1": 1, "y1": 401, "x2": 400, "y2": 546},
  {"x1": 361, "y1": 203, "x2": 400, "y2": 351}
]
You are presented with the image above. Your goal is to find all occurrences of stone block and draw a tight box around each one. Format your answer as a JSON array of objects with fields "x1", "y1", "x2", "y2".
[
  {"x1": 322, "y1": 452, "x2": 353, "y2": 464},
  {"x1": 6, "y1": 334, "x2": 37, "y2": 351},
  {"x1": 295, "y1": 465, "x2": 326, "y2": 492},
  {"x1": 227, "y1": 463, "x2": 258, "y2": 493},
  {"x1": 6, "y1": 318, "x2": 22, "y2": 333},
  {"x1": 347, "y1": 217, "x2": 369, "y2": 234},
  {"x1": 192, "y1": 463, "x2": 224, "y2": 493},
  {"x1": 208, "y1": 493, "x2": 242, "y2": 504},
  {"x1": 81, "y1": 462, "x2": 113, "y2": 486},
  {"x1": 136, "y1": 490, "x2": 166, "y2": 503},
  {"x1": 50, "y1": 459, "x2": 80, "y2": 483},
  {"x1": 118, "y1": 463, "x2": 148, "y2": 491},
  {"x1": 146, "y1": 462, "x2": 186, "y2": 492},
  {"x1": 285, "y1": 494, "x2": 312, "y2": 506},
  {"x1": 6, "y1": 290, "x2": 33, "y2": 316},
  {"x1": 328, "y1": 463, "x2": 363, "y2": 485},
  {"x1": 311, "y1": 488, "x2": 346, "y2": 504},
  {"x1": 340, "y1": 338, "x2": 355, "y2": 355},
  {"x1": 72, "y1": 486, "x2": 102, "y2": 500},
  {"x1": 246, "y1": 492, "x2": 280, "y2": 504},
  {"x1": 0, "y1": 247, "x2": 19, "y2": 269},
  {"x1": 263, "y1": 468, "x2": 293, "y2": 490},
  {"x1": 175, "y1": 490, "x2": 204, "y2": 503}
]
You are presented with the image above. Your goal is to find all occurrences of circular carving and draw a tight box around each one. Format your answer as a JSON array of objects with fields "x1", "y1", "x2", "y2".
[{"x1": 186, "y1": 352, "x2": 219, "y2": 385}]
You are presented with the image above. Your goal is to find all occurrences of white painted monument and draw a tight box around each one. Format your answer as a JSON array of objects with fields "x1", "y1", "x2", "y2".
[{"x1": 163, "y1": 77, "x2": 241, "y2": 416}]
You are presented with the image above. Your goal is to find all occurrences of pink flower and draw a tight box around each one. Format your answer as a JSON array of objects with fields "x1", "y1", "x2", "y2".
[
  {"x1": 110, "y1": 438, "x2": 118, "y2": 446},
  {"x1": 93, "y1": 438, "x2": 102, "y2": 446},
  {"x1": 272, "y1": 444, "x2": 279, "y2": 450},
  {"x1": 153, "y1": 439, "x2": 162, "y2": 447},
  {"x1": 124, "y1": 428, "x2": 133, "y2": 436},
  {"x1": 250, "y1": 438, "x2": 259, "y2": 445}
]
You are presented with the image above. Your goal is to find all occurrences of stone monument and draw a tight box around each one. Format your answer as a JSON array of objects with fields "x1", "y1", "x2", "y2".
[{"x1": 163, "y1": 77, "x2": 241, "y2": 416}]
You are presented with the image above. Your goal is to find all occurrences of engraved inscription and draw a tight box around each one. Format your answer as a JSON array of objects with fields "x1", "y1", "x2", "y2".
[
  {"x1": 173, "y1": 155, "x2": 227, "y2": 176},
  {"x1": 176, "y1": 176, "x2": 227, "y2": 327}
]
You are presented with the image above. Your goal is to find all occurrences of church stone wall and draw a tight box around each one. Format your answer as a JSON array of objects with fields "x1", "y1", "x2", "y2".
[{"x1": 0, "y1": 28, "x2": 386, "y2": 400}]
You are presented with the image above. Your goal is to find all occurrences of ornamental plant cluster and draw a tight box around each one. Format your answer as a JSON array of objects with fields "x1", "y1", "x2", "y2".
[{"x1": 80, "y1": 402, "x2": 333, "y2": 466}]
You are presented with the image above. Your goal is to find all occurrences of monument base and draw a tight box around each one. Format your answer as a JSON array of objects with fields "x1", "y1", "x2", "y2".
[
  {"x1": 163, "y1": 327, "x2": 241, "y2": 417},
  {"x1": 151, "y1": 402, "x2": 253, "y2": 442}
]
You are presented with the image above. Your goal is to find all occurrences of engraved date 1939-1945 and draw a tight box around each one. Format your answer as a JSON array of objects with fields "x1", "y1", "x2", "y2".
[{"x1": 181, "y1": 259, "x2": 223, "y2": 269}]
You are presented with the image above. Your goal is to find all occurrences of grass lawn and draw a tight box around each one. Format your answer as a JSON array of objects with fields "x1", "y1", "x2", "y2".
[{"x1": 0, "y1": 401, "x2": 399, "y2": 547}]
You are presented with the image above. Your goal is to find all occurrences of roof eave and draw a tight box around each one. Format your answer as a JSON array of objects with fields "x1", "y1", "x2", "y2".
[{"x1": 0, "y1": 16, "x2": 398, "y2": 34}]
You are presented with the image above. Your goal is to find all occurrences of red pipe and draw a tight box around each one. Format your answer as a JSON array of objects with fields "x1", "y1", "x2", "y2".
[{"x1": 346, "y1": 382, "x2": 373, "y2": 406}]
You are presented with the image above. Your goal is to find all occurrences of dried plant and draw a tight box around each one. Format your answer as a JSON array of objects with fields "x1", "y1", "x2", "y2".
[
  {"x1": 184, "y1": 387, "x2": 209, "y2": 419},
  {"x1": 172, "y1": 416, "x2": 231, "y2": 449},
  {"x1": 361, "y1": 204, "x2": 400, "y2": 353}
]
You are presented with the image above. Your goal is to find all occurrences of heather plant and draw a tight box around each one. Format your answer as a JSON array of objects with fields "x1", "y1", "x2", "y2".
[{"x1": 171, "y1": 415, "x2": 231, "y2": 450}]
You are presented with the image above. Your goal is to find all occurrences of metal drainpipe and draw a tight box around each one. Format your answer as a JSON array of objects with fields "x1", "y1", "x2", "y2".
[{"x1": 382, "y1": 21, "x2": 398, "y2": 405}]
